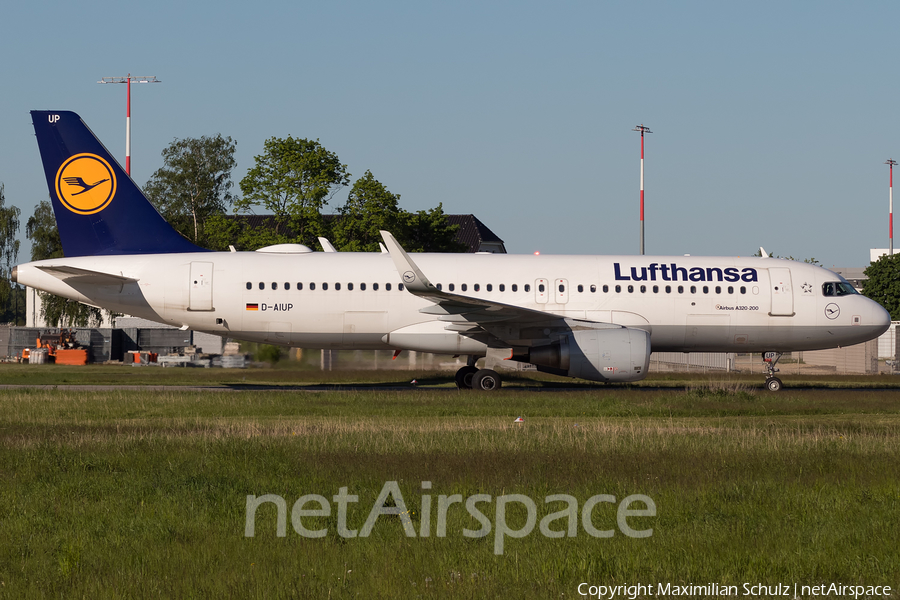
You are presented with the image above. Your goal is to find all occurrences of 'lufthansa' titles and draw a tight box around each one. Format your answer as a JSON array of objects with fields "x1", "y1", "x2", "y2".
[{"x1": 614, "y1": 263, "x2": 758, "y2": 283}]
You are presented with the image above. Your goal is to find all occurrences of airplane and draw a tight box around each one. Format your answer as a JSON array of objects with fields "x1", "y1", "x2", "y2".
[{"x1": 13, "y1": 110, "x2": 892, "y2": 392}]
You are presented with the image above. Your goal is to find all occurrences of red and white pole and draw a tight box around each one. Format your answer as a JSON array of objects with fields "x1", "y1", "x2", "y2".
[
  {"x1": 126, "y1": 74, "x2": 132, "y2": 176},
  {"x1": 98, "y1": 74, "x2": 160, "y2": 177},
  {"x1": 887, "y1": 159, "x2": 897, "y2": 256},
  {"x1": 633, "y1": 125, "x2": 652, "y2": 255}
]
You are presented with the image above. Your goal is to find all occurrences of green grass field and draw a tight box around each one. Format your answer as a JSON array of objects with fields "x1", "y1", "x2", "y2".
[{"x1": 0, "y1": 368, "x2": 898, "y2": 598}]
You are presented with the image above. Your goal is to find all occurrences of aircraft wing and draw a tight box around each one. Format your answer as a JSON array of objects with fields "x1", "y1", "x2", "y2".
[
  {"x1": 380, "y1": 231, "x2": 622, "y2": 346},
  {"x1": 36, "y1": 265, "x2": 138, "y2": 285}
]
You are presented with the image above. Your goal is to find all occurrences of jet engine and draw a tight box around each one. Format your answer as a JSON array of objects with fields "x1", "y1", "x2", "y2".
[{"x1": 517, "y1": 327, "x2": 651, "y2": 383}]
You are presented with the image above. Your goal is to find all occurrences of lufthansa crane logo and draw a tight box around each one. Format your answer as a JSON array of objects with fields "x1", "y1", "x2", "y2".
[{"x1": 54, "y1": 153, "x2": 117, "y2": 215}]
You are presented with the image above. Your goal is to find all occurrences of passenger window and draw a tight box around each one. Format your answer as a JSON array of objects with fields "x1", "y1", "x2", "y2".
[
  {"x1": 486, "y1": 284, "x2": 492, "y2": 292},
  {"x1": 628, "y1": 285, "x2": 634, "y2": 293},
  {"x1": 652, "y1": 285, "x2": 659, "y2": 293},
  {"x1": 348, "y1": 283, "x2": 353, "y2": 291},
  {"x1": 449, "y1": 283, "x2": 455, "y2": 291},
  {"x1": 559, "y1": 284, "x2": 565, "y2": 293},
  {"x1": 690, "y1": 286, "x2": 697, "y2": 294},
  {"x1": 298, "y1": 282, "x2": 303, "y2": 290},
  {"x1": 322, "y1": 282, "x2": 329, "y2": 291},
  {"x1": 360, "y1": 283, "x2": 366, "y2": 291},
  {"x1": 665, "y1": 285, "x2": 671, "y2": 293},
  {"x1": 640, "y1": 285, "x2": 646, "y2": 293},
  {"x1": 615, "y1": 285, "x2": 621, "y2": 293},
  {"x1": 285, "y1": 282, "x2": 291, "y2": 290},
  {"x1": 246, "y1": 282, "x2": 252, "y2": 290},
  {"x1": 310, "y1": 282, "x2": 316, "y2": 291},
  {"x1": 512, "y1": 284, "x2": 518, "y2": 292},
  {"x1": 474, "y1": 284, "x2": 480, "y2": 292},
  {"x1": 525, "y1": 284, "x2": 531, "y2": 292},
  {"x1": 386, "y1": 283, "x2": 391, "y2": 291},
  {"x1": 715, "y1": 286, "x2": 721, "y2": 294},
  {"x1": 538, "y1": 284, "x2": 545, "y2": 293},
  {"x1": 602, "y1": 285, "x2": 609, "y2": 293},
  {"x1": 727, "y1": 286, "x2": 733, "y2": 294},
  {"x1": 740, "y1": 286, "x2": 746, "y2": 294},
  {"x1": 373, "y1": 283, "x2": 379, "y2": 291},
  {"x1": 499, "y1": 284, "x2": 505, "y2": 292},
  {"x1": 702, "y1": 286, "x2": 709, "y2": 294},
  {"x1": 272, "y1": 282, "x2": 278, "y2": 290},
  {"x1": 335, "y1": 283, "x2": 341, "y2": 291},
  {"x1": 399, "y1": 284, "x2": 404, "y2": 291},
  {"x1": 258, "y1": 282, "x2": 264, "y2": 290},
  {"x1": 436, "y1": 283, "x2": 442, "y2": 291},
  {"x1": 678, "y1": 285, "x2": 684, "y2": 294},
  {"x1": 591, "y1": 285, "x2": 597, "y2": 293},
  {"x1": 461, "y1": 284, "x2": 467, "y2": 291}
]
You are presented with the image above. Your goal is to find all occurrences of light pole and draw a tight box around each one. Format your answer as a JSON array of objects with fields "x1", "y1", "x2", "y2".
[
  {"x1": 97, "y1": 74, "x2": 161, "y2": 176},
  {"x1": 633, "y1": 124, "x2": 652, "y2": 255},
  {"x1": 887, "y1": 159, "x2": 897, "y2": 256}
]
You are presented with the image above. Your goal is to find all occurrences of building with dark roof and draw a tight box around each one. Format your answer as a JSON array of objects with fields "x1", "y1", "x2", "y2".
[
  {"x1": 445, "y1": 215, "x2": 506, "y2": 253},
  {"x1": 222, "y1": 214, "x2": 506, "y2": 254}
]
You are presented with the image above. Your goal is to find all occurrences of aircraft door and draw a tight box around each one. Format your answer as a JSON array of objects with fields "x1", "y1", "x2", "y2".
[
  {"x1": 189, "y1": 262, "x2": 214, "y2": 311},
  {"x1": 535, "y1": 278, "x2": 549, "y2": 304},
  {"x1": 554, "y1": 278, "x2": 569, "y2": 304},
  {"x1": 768, "y1": 267, "x2": 794, "y2": 316}
]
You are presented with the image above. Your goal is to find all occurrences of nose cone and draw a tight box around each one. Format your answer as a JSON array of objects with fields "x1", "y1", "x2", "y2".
[{"x1": 871, "y1": 300, "x2": 892, "y2": 336}]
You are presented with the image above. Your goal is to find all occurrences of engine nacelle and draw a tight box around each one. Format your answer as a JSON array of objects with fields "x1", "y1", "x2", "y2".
[{"x1": 524, "y1": 327, "x2": 651, "y2": 383}]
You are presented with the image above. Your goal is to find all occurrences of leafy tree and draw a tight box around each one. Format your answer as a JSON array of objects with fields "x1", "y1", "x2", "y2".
[
  {"x1": 863, "y1": 253, "x2": 900, "y2": 319},
  {"x1": 332, "y1": 171, "x2": 405, "y2": 252},
  {"x1": 0, "y1": 184, "x2": 20, "y2": 318},
  {"x1": 144, "y1": 134, "x2": 237, "y2": 246},
  {"x1": 236, "y1": 136, "x2": 349, "y2": 247},
  {"x1": 26, "y1": 199, "x2": 103, "y2": 327},
  {"x1": 402, "y1": 203, "x2": 466, "y2": 252}
]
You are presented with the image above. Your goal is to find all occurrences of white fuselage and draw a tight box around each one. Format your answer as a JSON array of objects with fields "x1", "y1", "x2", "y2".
[{"x1": 14, "y1": 250, "x2": 890, "y2": 356}]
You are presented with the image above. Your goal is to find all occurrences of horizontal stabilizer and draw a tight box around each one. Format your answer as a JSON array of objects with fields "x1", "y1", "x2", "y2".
[{"x1": 36, "y1": 265, "x2": 138, "y2": 285}]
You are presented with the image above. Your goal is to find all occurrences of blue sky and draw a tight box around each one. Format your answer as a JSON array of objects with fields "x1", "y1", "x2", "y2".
[{"x1": 1, "y1": 1, "x2": 898, "y2": 267}]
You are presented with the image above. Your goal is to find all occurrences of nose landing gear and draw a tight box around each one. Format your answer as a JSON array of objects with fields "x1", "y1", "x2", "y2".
[{"x1": 763, "y1": 351, "x2": 783, "y2": 392}]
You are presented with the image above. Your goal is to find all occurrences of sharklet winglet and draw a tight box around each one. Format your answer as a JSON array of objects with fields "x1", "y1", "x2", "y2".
[{"x1": 379, "y1": 231, "x2": 436, "y2": 293}]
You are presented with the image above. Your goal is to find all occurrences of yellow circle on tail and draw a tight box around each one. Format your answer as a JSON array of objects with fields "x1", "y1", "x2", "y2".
[{"x1": 55, "y1": 153, "x2": 117, "y2": 215}]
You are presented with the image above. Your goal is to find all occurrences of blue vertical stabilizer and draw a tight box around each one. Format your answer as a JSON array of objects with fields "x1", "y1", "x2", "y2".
[{"x1": 31, "y1": 110, "x2": 208, "y2": 256}]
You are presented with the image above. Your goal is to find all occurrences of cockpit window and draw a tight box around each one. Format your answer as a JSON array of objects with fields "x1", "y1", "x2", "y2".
[{"x1": 823, "y1": 282, "x2": 858, "y2": 297}]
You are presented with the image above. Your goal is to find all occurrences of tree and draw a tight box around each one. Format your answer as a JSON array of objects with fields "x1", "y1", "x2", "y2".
[
  {"x1": 402, "y1": 203, "x2": 466, "y2": 252},
  {"x1": 144, "y1": 134, "x2": 237, "y2": 247},
  {"x1": 0, "y1": 184, "x2": 20, "y2": 318},
  {"x1": 26, "y1": 200, "x2": 102, "y2": 327},
  {"x1": 863, "y1": 253, "x2": 900, "y2": 319},
  {"x1": 236, "y1": 136, "x2": 349, "y2": 248},
  {"x1": 332, "y1": 171, "x2": 405, "y2": 252}
]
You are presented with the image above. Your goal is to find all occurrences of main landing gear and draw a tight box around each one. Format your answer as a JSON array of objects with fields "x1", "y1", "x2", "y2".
[
  {"x1": 763, "y1": 351, "x2": 783, "y2": 392},
  {"x1": 455, "y1": 357, "x2": 503, "y2": 391}
]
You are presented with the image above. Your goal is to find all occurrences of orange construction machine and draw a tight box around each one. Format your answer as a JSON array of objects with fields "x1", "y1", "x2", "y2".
[{"x1": 35, "y1": 329, "x2": 89, "y2": 365}]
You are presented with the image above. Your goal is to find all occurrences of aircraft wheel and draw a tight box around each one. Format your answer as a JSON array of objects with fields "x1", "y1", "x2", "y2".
[
  {"x1": 455, "y1": 366, "x2": 478, "y2": 389},
  {"x1": 472, "y1": 369, "x2": 502, "y2": 391},
  {"x1": 765, "y1": 377, "x2": 783, "y2": 392}
]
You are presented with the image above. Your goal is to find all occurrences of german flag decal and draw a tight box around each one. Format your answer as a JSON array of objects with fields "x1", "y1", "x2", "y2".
[{"x1": 246, "y1": 303, "x2": 259, "y2": 311}]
